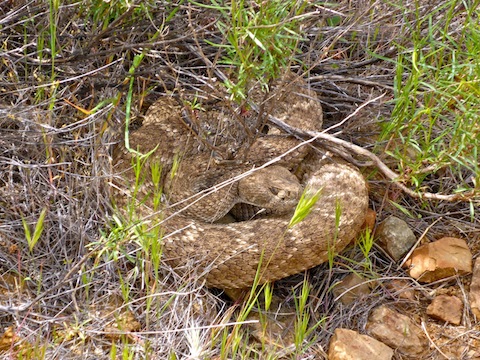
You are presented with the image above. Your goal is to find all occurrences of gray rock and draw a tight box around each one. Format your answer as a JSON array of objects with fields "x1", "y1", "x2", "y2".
[{"x1": 376, "y1": 216, "x2": 416, "y2": 261}]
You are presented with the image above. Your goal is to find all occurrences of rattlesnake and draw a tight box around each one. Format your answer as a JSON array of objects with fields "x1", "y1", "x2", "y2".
[{"x1": 113, "y1": 74, "x2": 368, "y2": 289}]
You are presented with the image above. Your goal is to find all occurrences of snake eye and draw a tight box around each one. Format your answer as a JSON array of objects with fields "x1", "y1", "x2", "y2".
[{"x1": 269, "y1": 187, "x2": 280, "y2": 196}]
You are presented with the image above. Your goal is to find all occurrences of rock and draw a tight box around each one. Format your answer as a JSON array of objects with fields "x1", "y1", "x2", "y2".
[
  {"x1": 332, "y1": 273, "x2": 372, "y2": 305},
  {"x1": 404, "y1": 237, "x2": 472, "y2": 282},
  {"x1": 469, "y1": 258, "x2": 480, "y2": 318},
  {"x1": 385, "y1": 279, "x2": 415, "y2": 300},
  {"x1": 427, "y1": 294, "x2": 463, "y2": 325},
  {"x1": 366, "y1": 305, "x2": 427, "y2": 355},
  {"x1": 375, "y1": 216, "x2": 416, "y2": 261},
  {"x1": 328, "y1": 328, "x2": 393, "y2": 360}
]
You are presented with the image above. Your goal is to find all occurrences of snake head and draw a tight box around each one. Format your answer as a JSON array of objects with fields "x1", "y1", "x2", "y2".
[{"x1": 238, "y1": 165, "x2": 303, "y2": 215}]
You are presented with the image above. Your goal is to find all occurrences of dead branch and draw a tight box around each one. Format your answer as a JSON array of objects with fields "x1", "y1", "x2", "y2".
[{"x1": 267, "y1": 110, "x2": 476, "y2": 203}]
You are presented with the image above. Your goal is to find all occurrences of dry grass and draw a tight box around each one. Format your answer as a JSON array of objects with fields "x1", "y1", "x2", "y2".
[{"x1": 0, "y1": 0, "x2": 479, "y2": 359}]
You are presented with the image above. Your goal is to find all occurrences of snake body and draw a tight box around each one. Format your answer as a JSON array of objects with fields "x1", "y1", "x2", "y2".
[{"x1": 113, "y1": 75, "x2": 368, "y2": 289}]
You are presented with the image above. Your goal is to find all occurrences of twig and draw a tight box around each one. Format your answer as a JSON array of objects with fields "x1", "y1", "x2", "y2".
[
  {"x1": 322, "y1": 93, "x2": 385, "y2": 133},
  {"x1": 310, "y1": 74, "x2": 394, "y2": 90},
  {"x1": 0, "y1": 245, "x2": 102, "y2": 314},
  {"x1": 266, "y1": 109, "x2": 476, "y2": 203},
  {"x1": 399, "y1": 218, "x2": 442, "y2": 268},
  {"x1": 421, "y1": 320, "x2": 453, "y2": 359}
]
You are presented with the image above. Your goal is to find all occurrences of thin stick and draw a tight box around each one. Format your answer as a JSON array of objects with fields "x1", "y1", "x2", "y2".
[{"x1": 267, "y1": 112, "x2": 476, "y2": 203}]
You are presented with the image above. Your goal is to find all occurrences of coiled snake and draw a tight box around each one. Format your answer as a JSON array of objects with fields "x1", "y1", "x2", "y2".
[{"x1": 113, "y1": 74, "x2": 368, "y2": 289}]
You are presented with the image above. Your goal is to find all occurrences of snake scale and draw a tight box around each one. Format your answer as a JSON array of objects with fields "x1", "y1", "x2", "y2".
[{"x1": 113, "y1": 74, "x2": 368, "y2": 289}]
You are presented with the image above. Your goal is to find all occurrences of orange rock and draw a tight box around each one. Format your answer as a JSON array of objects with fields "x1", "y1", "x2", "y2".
[
  {"x1": 385, "y1": 279, "x2": 415, "y2": 301},
  {"x1": 329, "y1": 328, "x2": 393, "y2": 360},
  {"x1": 332, "y1": 273, "x2": 372, "y2": 305},
  {"x1": 404, "y1": 237, "x2": 472, "y2": 283},
  {"x1": 469, "y1": 258, "x2": 480, "y2": 318},
  {"x1": 367, "y1": 305, "x2": 427, "y2": 355},
  {"x1": 427, "y1": 294, "x2": 463, "y2": 325}
]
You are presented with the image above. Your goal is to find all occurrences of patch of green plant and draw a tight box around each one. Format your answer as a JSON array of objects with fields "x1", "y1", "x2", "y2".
[
  {"x1": 326, "y1": 199, "x2": 342, "y2": 269},
  {"x1": 288, "y1": 186, "x2": 322, "y2": 228},
  {"x1": 95, "y1": 147, "x2": 164, "y2": 290},
  {"x1": 92, "y1": 216, "x2": 133, "y2": 263},
  {"x1": 218, "y1": 316, "x2": 251, "y2": 359},
  {"x1": 16, "y1": 341, "x2": 48, "y2": 360},
  {"x1": 83, "y1": 0, "x2": 146, "y2": 30},
  {"x1": 216, "y1": 255, "x2": 275, "y2": 358},
  {"x1": 32, "y1": 0, "x2": 60, "y2": 102},
  {"x1": 95, "y1": 150, "x2": 166, "y2": 354},
  {"x1": 214, "y1": 267, "x2": 324, "y2": 358},
  {"x1": 356, "y1": 228, "x2": 374, "y2": 272},
  {"x1": 80, "y1": 0, "x2": 180, "y2": 34},
  {"x1": 22, "y1": 207, "x2": 47, "y2": 253},
  {"x1": 201, "y1": 0, "x2": 308, "y2": 101},
  {"x1": 48, "y1": 0, "x2": 59, "y2": 69},
  {"x1": 335, "y1": 232, "x2": 379, "y2": 282},
  {"x1": 381, "y1": 2, "x2": 480, "y2": 196},
  {"x1": 293, "y1": 279, "x2": 323, "y2": 355}
]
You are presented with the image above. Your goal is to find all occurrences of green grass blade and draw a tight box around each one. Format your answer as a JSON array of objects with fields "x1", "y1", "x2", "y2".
[
  {"x1": 25, "y1": 207, "x2": 48, "y2": 252},
  {"x1": 288, "y1": 187, "x2": 322, "y2": 229}
]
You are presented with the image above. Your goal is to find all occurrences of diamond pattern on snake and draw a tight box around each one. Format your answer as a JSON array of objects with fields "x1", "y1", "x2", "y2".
[{"x1": 113, "y1": 73, "x2": 369, "y2": 289}]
